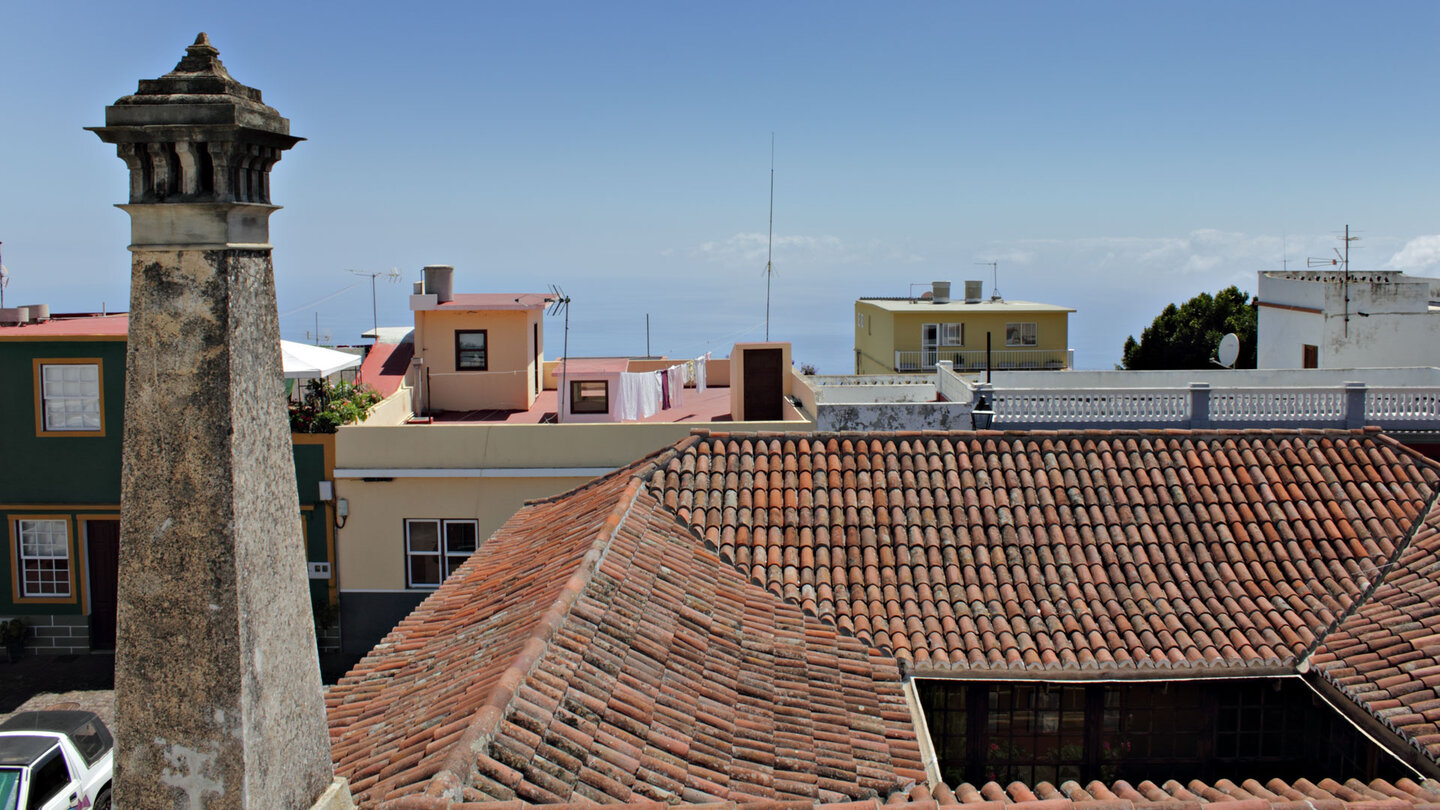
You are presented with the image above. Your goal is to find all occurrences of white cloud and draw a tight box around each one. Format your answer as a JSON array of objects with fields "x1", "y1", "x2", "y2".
[
  {"x1": 695, "y1": 232, "x2": 924, "y2": 267},
  {"x1": 1387, "y1": 235, "x2": 1440, "y2": 272}
]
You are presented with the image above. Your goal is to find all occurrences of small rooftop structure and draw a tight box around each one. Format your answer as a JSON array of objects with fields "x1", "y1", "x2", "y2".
[{"x1": 1258, "y1": 269, "x2": 1440, "y2": 369}]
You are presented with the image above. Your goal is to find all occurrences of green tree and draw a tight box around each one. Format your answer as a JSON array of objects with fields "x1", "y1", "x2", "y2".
[{"x1": 1122, "y1": 286, "x2": 1257, "y2": 370}]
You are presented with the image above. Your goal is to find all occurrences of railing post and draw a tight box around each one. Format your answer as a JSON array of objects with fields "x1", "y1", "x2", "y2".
[
  {"x1": 1190, "y1": 382, "x2": 1211, "y2": 429},
  {"x1": 1345, "y1": 381, "x2": 1367, "y2": 429}
]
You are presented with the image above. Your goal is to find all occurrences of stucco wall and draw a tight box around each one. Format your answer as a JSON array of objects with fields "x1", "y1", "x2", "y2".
[
  {"x1": 854, "y1": 302, "x2": 895, "y2": 373},
  {"x1": 815, "y1": 402, "x2": 974, "y2": 432},
  {"x1": 1259, "y1": 271, "x2": 1440, "y2": 369},
  {"x1": 415, "y1": 308, "x2": 540, "y2": 411}
]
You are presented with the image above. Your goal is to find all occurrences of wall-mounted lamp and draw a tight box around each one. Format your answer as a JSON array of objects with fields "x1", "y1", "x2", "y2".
[{"x1": 971, "y1": 395, "x2": 995, "y2": 430}]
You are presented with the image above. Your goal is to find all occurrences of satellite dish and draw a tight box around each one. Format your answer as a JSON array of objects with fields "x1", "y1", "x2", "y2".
[{"x1": 1215, "y1": 333, "x2": 1240, "y2": 368}]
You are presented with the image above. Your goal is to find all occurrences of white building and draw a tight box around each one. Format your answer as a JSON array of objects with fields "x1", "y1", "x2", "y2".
[{"x1": 1257, "y1": 270, "x2": 1440, "y2": 368}]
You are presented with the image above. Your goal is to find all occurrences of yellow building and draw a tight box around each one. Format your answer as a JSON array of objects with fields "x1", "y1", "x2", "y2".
[{"x1": 854, "y1": 280, "x2": 1074, "y2": 374}]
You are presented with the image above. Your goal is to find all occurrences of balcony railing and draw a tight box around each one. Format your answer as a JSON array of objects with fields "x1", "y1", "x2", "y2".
[{"x1": 894, "y1": 348, "x2": 1072, "y2": 372}]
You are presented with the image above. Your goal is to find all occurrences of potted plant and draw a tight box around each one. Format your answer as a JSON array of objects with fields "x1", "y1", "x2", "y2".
[{"x1": 1, "y1": 618, "x2": 26, "y2": 661}]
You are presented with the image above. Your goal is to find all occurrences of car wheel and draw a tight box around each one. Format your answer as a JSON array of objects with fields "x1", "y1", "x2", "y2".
[{"x1": 94, "y1": 786, "x2": 113, "y2": 810}]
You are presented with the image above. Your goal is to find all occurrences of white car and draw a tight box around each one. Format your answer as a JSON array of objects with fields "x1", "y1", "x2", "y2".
[{"x1": 0, "y1": 711, "x2": 113, "y2": 810}]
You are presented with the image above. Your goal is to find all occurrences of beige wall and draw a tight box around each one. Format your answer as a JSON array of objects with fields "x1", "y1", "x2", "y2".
[
  {"x1": 541, "y1": 357, "x2": 732, "y2": 390},
  {"x1": 333, "y1": 409, "x2": 816, "y2": 590},
  {"x1": 365, "y1": 382, "x2": 414, "y2": 426},
  {"x1": 336, "y1": 475, "x2": 592, "y2": 591},
  {"x1": 415, "y1": 308, "x2": 543, "y2": 411}
]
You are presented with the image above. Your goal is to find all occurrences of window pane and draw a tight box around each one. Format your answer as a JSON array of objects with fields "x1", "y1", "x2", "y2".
[
  {"x1": 456, "y1": 331, "x2": 488, "y2": 370},
  {"x1": 407, "y1": 521, "x2": 440, "y2": 552},
  {"x1": 409, "y1": 553, "x2": 440, "y2": 587},
  {"x1": 17, "y1": 520, "x2": 70, "y2": 597},
  {"x1": 41, "y1": 363, "x2": 101, "y2": 432},
  {"x1": 445, "y1": 522, "x2": 478, "y2": 554}
]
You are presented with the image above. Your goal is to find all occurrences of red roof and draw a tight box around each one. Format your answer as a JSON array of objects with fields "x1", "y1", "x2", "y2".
[
  {"x1": 328, "y1": 444, "x2": 923, "y2": 806},
  {"x1": 1312, "y1": 505, "x2": 1440, "y2": 771},
  {"x1": 326, "y1": 428, "x2": 1440, "y2": 808},
  {"x1": 357, "y1": 340, "x2": 414, "y2": 398},
  {"x1": 659, "y1": 430, "x2": 1437, "y2": 675},
  {"x1": 0, "y1": 313, "x2": 128, "y2": 337}
]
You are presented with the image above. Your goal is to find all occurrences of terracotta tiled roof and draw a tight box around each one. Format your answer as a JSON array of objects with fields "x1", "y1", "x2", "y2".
[
  {"x1": 328, "y1": 447, "x2": 925, "y2": 807},
  {"x1": 329, "y1": 428, "x2": 1440, "y2": 808},
  {"x1": 1311, "y1": 505, "x2": 1440, "y2": 768},
  {"x1": 656, "y1": 430, "x2": 1440, "y2": 675},
  {"x1": 327, "y1": 469, "x2": 635, "y2": 804},
  {"x1": 358, "y1": 776, "x2": 1440, "y2": 809}
]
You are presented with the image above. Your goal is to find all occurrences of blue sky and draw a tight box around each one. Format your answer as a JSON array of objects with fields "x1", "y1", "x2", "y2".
[{"x1": 2, "y1": 2, "x2": 1438, "y2": 371}]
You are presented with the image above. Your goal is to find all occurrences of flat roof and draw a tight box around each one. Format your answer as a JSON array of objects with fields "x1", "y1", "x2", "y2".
[
  {"x1": 433, "y1": 293, "x2": 554, "y2": 311},
  {"x1": 0, "y1": 313, "x2": 128, "y2": 338},
  {"x1": 425, "y1": 385, "x2": 736, "y2": 424},
  {"x1": 555, "y1": 358, "x2": 629, "y2": 374},
  {"x1": 857, "y1": 298, "x2": 1074, "y2": 314}
]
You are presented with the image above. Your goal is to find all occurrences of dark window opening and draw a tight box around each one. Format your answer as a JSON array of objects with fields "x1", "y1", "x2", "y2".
[
  {"x1": 1303, "y1": 344, "x2": 1319, "y2": 369},
  {"x1": 570, "y1": 380, "x2": 609, "y2": 414},
  {"x1": 455, "y1": 330, "x2": 488, "y2": 371},
  {"x1": 918, "y1": 679, "x2": 1407, "y2": 787}
]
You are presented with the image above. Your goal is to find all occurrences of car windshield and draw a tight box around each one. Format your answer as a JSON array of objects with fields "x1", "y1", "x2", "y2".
[{"x1": 0, "y1": 768, "x2": 19, "y2": 810}]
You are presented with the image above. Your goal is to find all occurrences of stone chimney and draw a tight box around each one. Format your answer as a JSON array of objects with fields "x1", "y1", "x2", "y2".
[{"x1": 90, "y1": 34, "x2": 344, "y2": 809}]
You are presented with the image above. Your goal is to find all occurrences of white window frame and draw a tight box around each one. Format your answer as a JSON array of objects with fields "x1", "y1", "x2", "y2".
[
  {"x1": 38, "y1": 362, "x2": 102, "y2": 433},
  {"x1": 16, "y1": 518, "x2": 71, "y2": 598},
  {"x1": 942, "y1": 323, "x2": 964, "y2": 346},
  {"x1": 1005, "y1": 322, "x2": 1038, "y2": 347},
  {"x1": 404, "y1": 518, "x2": 479, "y2": 588}
]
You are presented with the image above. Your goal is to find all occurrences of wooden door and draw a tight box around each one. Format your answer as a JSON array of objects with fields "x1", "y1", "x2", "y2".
[
  {"x1": 86, "y1": 520, "x2": 120, "y2": 651},
  {"x1": 742, "y1": 348, "x2": 784, "y2": 421}
]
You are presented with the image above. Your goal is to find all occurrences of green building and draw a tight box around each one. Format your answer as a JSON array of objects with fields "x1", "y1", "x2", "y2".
[{"x1": 0, "y1": 312, "x2": 340, "y2": 654}]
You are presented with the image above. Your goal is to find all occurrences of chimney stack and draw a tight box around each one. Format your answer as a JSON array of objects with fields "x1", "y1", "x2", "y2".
[{"x1": 91, "y1": 33, "x2": 342, "y2": 809}]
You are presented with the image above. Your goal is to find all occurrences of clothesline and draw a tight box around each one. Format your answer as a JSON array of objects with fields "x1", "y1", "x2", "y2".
[{"x1": 612, "y1": 353, "x2": 710, "y2": 421}]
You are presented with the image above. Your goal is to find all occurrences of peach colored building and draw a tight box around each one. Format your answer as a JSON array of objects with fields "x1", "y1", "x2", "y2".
[{"x1": 335, "y1": 267, "x2": 810, "y2": 654}]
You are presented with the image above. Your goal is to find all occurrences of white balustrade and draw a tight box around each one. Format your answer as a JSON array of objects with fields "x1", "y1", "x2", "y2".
[
  {"x1": 993, "y1": 388, "x2": 1189, "y2": 424},
  {"x1": 1209, "y1": 388, "x2": 1344, "y2": 422}
]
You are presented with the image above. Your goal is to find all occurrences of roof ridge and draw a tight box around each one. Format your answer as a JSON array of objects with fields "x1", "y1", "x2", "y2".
[
  {"x1": 1300, "y1": 483, "x2": 1440, "y2": 673},
  {"x1": 1370, "y1": 429, "x2": 1440, "y2": 474},
  {"x1": 414, "y1": 475, "x2": 652, "y2": 805},
  {"x1": 517, "y1": 435, "x2": 701, "y2": 508},
  {"x1": 688, "y1": 427, "x2": 1389, "y2": 441}
]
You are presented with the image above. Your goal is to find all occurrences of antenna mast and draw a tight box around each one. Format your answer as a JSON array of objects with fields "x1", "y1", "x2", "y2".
[
  {"x1": 765, "y1": 133, "x2": 774, "y2": 341},
  {"x1": 1307, "y1": 225, "x2": 1359, "y2": 336},
  {"x1": 349, "y1": 267, "x2": 403, "y2": 340},
  {"x1": 977, "y1": 260, "x2": 1000, "y2": 300},
  {"x1": 547, "y1": 287, "x2": 572, "y2": 423}
]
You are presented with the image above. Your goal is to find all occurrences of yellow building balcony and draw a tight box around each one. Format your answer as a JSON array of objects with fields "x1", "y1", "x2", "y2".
[{"x1": 893, "y1": 348, "x2": 1073, "y2": 372}]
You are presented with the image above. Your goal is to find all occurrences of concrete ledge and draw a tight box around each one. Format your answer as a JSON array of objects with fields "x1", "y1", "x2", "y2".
[{"x1": 311, "y1": 778, "x2": 356, "y2": 810}]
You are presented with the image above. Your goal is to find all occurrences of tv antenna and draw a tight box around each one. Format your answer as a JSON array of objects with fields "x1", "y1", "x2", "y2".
[
  {"x1": 1307, "y1": 224, "x2": 1359, "y2": 336},
  {"x1": 0, "y1": 241, "x2": 8, "y2": 309},
  {"x1": 976, "y1": 260, "x2": 1000, "y2": 301},
  {"x1": 547, "y1": 286, "x2": 572, "y2": 423},
  {"x1": 348, "y1": 267, "x2": 403, "y2": 340},
  {"x1": 763, "y1": 133, "x2": 775, "y2": 341}
]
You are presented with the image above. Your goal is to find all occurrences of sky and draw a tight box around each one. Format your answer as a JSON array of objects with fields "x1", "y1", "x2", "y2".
[{"x1": 1, "y1": 2, "x2": 1437, "y2": 373}]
